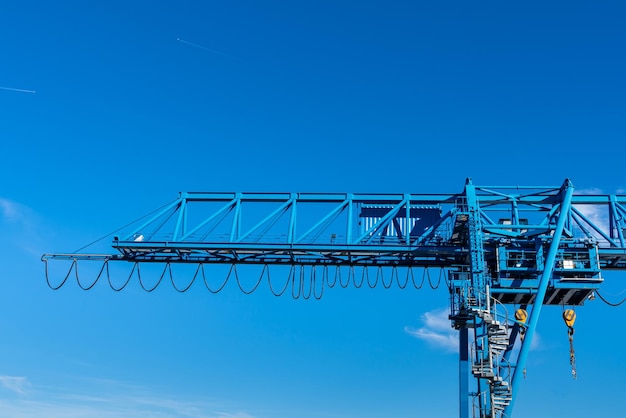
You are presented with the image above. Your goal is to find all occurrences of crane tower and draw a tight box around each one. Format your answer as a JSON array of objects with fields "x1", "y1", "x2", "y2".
[{"x1": 43, "y1": 179, "x2": 626, "y2": 418}]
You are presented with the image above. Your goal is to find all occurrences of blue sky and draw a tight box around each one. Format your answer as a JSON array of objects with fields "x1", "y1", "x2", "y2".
[{"x1": 1, "y1": 1, "x2": 625, "y2": 417}]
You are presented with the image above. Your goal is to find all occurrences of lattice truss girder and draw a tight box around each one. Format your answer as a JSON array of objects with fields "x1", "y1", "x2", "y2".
[{"x1": 43, "y1": 185, "x2": 626, "y2": 268}]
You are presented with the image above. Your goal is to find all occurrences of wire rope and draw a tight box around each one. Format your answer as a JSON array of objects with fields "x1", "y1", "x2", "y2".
[
  {"x1": 426, "y1": 267, "x2": 443, "y2": 289},
  {"x1": 395, "y1": 266, "x2": 408, "y2": 289},
  {"x1": 202, "y1": 263, "x2": 231, "y2": 294},
  {"x1": 291, "y1": 265, "x2": 302, "y2": 299},
  {"x1": 76, "y1": 260, "x2": 107, "y2": 291},
  {"x1": 364, "y1": 265, "x2": 377, "y2": 288},
  {"x1": 47, "y1": 255, "x2": 453, "y2": 296},
  {"x1": 411, "y1": 267, "x2": 425, "y2": 289},
  {"x1": 169, "y1": 264, "x2": 196, "y2": 293},
  {"x1": 338, "y1": 266, "x2": 350, "y2": 288},
  {"x1": 324, "y1": 265, "x2": 336, "y2": 288},
  {"x1": 595, "y1": 289, "x2": 626, "y2": 307},
  {"x1": 323, "y1": 265, "x2": 339, "y2": 289},
  {"x1": 380, "y1": 266, "x2": 393, "y2": 289},
  {"x1": 352, "y1": 265, "x2": 364, "y2": 289},
  {"x1": 313, "y1": 266, "x2": 324, "y2": 300},
  {"x1": 136, "y1": 263, "x2": 166, "y2": 292},
  {"x1": 108, "y1": 262, "x2": 135, "y2": 291},
  {"x1": 301, "y1": 266, "x2": 313, "y2": 300},
  {"x1": 72, "y1": 198, "x2": 178, "y2": 253},
  {"x1": 267, "y1": 264, "x2": 291, "y2": 297},
  {"x1": 444, "y1": 268, "x2": 452, "y2": 290},
  {"x1": 234, "y1": 264, "x2": 264, "y2": 295},
  {"x1": 44, "y1": 258, "x2": 75, "y2": 290}
]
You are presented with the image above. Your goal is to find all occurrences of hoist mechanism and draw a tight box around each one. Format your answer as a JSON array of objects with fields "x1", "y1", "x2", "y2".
[{"x1": 42, "y1": 179, "x2": 626, "y2": 418}]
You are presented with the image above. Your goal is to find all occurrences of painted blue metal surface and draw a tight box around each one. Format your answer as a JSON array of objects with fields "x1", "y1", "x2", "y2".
[
  {"x1": 503, "y1": 181, "x2": 574, "y2": 417},
  {"x1": 42, "y1": 180, "x2": 626, "y2": 418}
]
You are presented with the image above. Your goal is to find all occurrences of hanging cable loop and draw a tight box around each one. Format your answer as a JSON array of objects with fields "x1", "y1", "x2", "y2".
[
  {"x1": 170, "y1": 264, "x2": 196, "y2": 293},
  {"x1": 152, "y1": 263, "x2": 169, "y2": 292},
  {"x1": 345, "y1": 266, "x2": 354, "y2": 289},
  {"x1": 425, "y1": 267, "x2": 443, "y2": 289},
  {"x1": 234, "y1": 264, "x2": 263, "y2": 295},
  {"x1": 137, "y1": 262, "x2": 163, "y2": 293},
  {"x1": 324, "y1": 265, "x2": 336, "y2": 288},
  {"x1": 44, "y1": 258, "x2": 76, "y2": 290},
  {"x1": 595, "y1": 289, "x2": 626, "y2": 307},
  {"x1": 302, "y1": 266, "x2": 313, "y2": 300},
  {"x1": 202, "y1": 263, "x2": 230, "y2": 294},
  {"x1": 291, "y1": 265, "x2": 301, "y2": 299},
  {"x1": 313, "y1": 266, "x2": 324, "y2": 300},
  {"x1": 351, "y1": 266, "x2": 363, "y2": 289},
  {"x1": 338, "y1": 266, "x2": 350, "y2": 288},
  {"x1": 394, "y1": 266, "x2": 407, "y2": 289},
  {"x1": 444, "y1": 269, "x2": 452, "y2": 290},
  {"x1": 75, "y1": 259, "x2": 104, "y2": 291},
  {"x1": 321, "y1": 265, "x2": 330, "y2": 289},
  {"x1": 136, "y1": 262, "x2": 165, "y2": 292},
  {"x1": 108, "y1": 261, "x2": 135, "y2": 291},
  {"x1": 410, "y1": 267, "x2": 424, "y2": 289},
  {"x1": 267, "y1": 264, "x2": 291, "y2": 297},
  {"x1": 362, "y1": 265, "x2": 375, "y2": 288},
  {"x1": 380, "y1": 266, "x2": 393, "y2": 289}
]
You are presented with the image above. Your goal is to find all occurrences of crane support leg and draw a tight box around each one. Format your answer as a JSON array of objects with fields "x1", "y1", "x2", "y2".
[
  {"x1": 459, "y1": 327, "x2": 470, "y2": 418},
  {"x1": 503, "y1": 179, "x2": 574, "y2": 417}
]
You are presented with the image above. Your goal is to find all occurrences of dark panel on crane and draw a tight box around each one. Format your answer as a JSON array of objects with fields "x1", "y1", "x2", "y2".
[{"x1": 359, "y1": 205, "x2": 442, "y2": 237}]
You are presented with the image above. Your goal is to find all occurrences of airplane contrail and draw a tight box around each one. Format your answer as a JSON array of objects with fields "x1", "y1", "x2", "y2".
[
  {"x1": 177, "y1": 38, "x2": 242, "y2": 62},
  {"x1": 0, "y1": 86, "x2": 36, "y2": 94}
]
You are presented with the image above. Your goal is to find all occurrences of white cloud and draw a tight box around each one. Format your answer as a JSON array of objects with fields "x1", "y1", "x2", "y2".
[
  {"x1": 0, "y1": 198, "x2": 29, "y2": 223},
  {"x1": 213, "y1": 413, "x2": 257, "y2": 418},
  {"x1": 404, "y1": 308, "x2": 542, "y2": 355},
  {"x1": 0, "y1": 376, "x2": 257, "y2": 418},
  {"x1": 0, "y1": 197, "x2": 45, "y2": 256},
  {"x1": 529, "y1": 331, "x2": 541, "y2": 351},
  {"x1": 0, "y1": 375, "x2": 29, "y2": 395},
  {"x1": 405, "y1": 308, "x2": 458, "y2": 353},
  {"x1": 572, "y1": 189, "x2": 612, "y2": 242}
]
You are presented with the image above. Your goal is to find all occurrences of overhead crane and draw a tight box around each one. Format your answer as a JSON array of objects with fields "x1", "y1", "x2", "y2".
[{"x1": 42, "y1": 179, "x2": 626, "y2": 418}]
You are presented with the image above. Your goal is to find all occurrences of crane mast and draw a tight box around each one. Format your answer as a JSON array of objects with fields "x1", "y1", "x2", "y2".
[{"x1": 43, "y1": 179, "x2": 626, "y2": 418}]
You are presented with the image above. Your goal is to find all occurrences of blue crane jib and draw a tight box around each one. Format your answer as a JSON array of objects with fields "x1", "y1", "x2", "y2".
[{"x1": 42, "y1": 179, "x2": 626, "y2": 418}]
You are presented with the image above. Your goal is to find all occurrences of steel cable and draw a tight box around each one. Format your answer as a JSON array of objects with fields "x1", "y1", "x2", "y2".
[
  {"x1": 338, "y1": 266, "x2": 350, "y2": 288},
  {"x1": 366, "y1": 266, "x2": 378, "y2": 288},
  {"x1": 595, "y1": 289, "x2": 626, "y2": 307},
  {"x1": 301, "y1": 267, "x2": 313, "y2": 300},
  {"x1": 108, "y1": 262, "x2": 134, "y2": 291},
  {"x1": 380, "y1": 266, "x2": 393, "y2": 289},
  {"x1": 170, "y1": 264, "x2": 196, "y2": 293},
  {"x1": 44, "y1": 258, "x2": 75, "y2": 290},
  {"x1": 234, "y1": 264, "x2": 263, "y2": 295},
  {"x1": 72, "y1": 198, "x2": 178, "y2": 253},
  {"x1": 47, "y1": 256, "x2": 451, "y2": 296},
  {"x1": 324, "y1": 266, "x2": 336, "y2": 288},
  {"x1": 426, "y1": 268, "x2": 443, "y2": 289},
  {"x1": 202, "y1": 263, "x2": 230, "y2": 294},
  {"x1": 313, "y1": 266, "x2": 324, "y2": 300},
  {"x1": 395, "y1": 267, "x2": 408, "y2": 289},
  {"x1": 137, "y1": 263, "x2": 166, "y2": 292},
  {"x1": 76, "y1": 260, "x2": 107, "y2": 291},
  {"x1": 411, "y1": 267, "x2": 425, "y2": 289},
  {"x1": 267, "y1": 265, "x2": 291, "y2": 297},
  {"x1": 291, "y1": 266, "x2": 302, "y2": 299},
  {"x1": 352, "y1": 266, "x2": 364, "y2": 289}
]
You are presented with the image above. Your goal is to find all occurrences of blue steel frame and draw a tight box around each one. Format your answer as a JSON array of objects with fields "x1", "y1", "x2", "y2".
[{"x1": 42, "y1": 179, "x2": 626, "y2": 418}]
